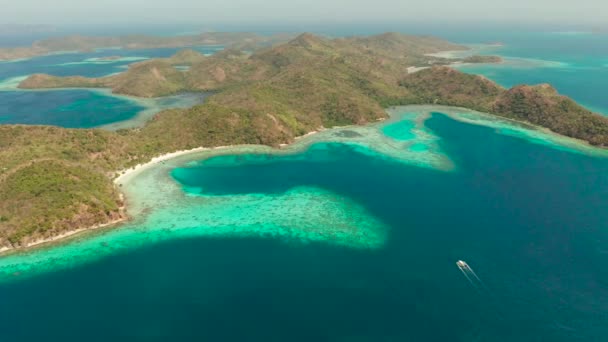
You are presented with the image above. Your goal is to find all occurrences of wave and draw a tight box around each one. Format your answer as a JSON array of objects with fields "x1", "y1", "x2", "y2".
[{"x1": 0, "y1": 75, "x2": 29, "y2": 90}]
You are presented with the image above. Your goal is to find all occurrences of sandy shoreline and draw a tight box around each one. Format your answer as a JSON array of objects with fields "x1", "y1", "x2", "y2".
[
  {"x1": 0, "y1": 218, "x2": 126, "y2": 254},
  {"x1": 114, "y1": 129, "x2": 322, "y2": 186},
  {"x1": 112, "y1": 144, "x2": 262, "y2": 184},
  {"x1": 113, "y1": 146, "x2": 217, "y2": 186}
]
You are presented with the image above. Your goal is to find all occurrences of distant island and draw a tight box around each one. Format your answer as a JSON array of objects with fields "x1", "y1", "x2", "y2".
[
  {"x1": 17, "y1": 37, "x2": 499, "y2": 98},
  {"x1": 462, "y1": 55, "x2": 503, "y2": 63},
  {"x1": 95, "y1": 56, "x2": 124, "y2": 61},
  {"x1": 1, "y1": 32, "x2": 607, "y2": 250},
  {"x1": 0, "y1": 32, "x2": 293, "y2": 61}
]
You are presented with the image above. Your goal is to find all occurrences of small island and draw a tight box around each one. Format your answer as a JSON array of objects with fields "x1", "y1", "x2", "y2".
[{"x1": 462, "y1": 55, "x2": 503, "y2": 63}]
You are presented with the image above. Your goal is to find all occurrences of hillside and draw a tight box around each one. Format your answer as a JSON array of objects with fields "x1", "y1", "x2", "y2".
[
  {"x1": 398, "y1": 67, "x2": 608, "y2": 145},
  {"x1": 493, "y1": 85, "x2": 608, "y2": 146},
  {"x1": 19, "y1": 32, "x2": 469, "y2": 97},
  {"x1": 0, "y1": 126, "x2": 131, "y2": 245},
  {"x1": 2, "y1": 32, "x2": 608, "y2": 249}
]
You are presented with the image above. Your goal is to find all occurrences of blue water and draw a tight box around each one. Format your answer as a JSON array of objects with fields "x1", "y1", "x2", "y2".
[
  {"x1": 1, "y1": 113, "x2": 607, "y2": 341},
  {"x1": 0, "y1": 46, "x2": 219, "y2": 128},
  {"x1": 447, "y1": 31, "x2": 608, "y2": 115},
  {"x1": 2, "y1": 29, "x2": 606, "y2": 128},
  {"x1": 1, "y1": 28, "x2": 608, "y2": 341},
  {"x1": 0, "y1": 90, "x2": 145, "y2": 128},
  {"x1": 0, "y1": 46, "x2": 222, "y2": 79}
]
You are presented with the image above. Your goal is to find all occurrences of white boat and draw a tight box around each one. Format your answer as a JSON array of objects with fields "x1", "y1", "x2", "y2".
[
  {"x1": 456, "y1": 260, "x2": 469, "y2": 269},
  {"x1": 456, "y1": 260, "x2": 488, "y2": 292}
]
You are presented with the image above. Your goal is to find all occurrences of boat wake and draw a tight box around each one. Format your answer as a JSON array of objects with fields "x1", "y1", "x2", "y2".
[
  {"x1": 456, "y1": 260, "x2": 506, "y2": 322},
  {"x1": 456, "y1": 260, "x2": 490, "y2": 293}
]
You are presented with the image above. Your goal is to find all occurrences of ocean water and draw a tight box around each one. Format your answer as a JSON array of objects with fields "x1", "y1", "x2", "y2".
[
  {"x1": 1, "y1": 29, "x2": 608, "y2": 341},
  {"x1": 0, "y1": 90, "x2": 145, "y2": 128},
  {"x1": 0, "y1": 45, "x2": 223, "y2": 79},
  {"x1": 0, "y1": 89, "x2": 208, "y2": 129},
  {"x1": 445, "y1": 31, "x2": 608, "y2": 115},
  {"x1": 3, "y1": 29, "x2": 606, "y2": 129},
  {"x1": 0, "y1": 45, "x2": 220, "y2": 128},
  {"x1": 1, "y1": 107, "x2": 608, "y2": 341}
]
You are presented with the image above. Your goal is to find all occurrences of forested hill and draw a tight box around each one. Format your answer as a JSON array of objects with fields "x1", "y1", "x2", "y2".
[{"x1": 399, "y1": 67, "x2": 608, "y2": 146}]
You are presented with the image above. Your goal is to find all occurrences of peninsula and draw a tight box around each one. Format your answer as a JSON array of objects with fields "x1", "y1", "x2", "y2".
[{"x1": 2, "y1": 32, "x2": 608, "y2": 250}]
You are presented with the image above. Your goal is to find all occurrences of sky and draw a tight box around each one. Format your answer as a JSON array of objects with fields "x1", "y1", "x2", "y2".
[{"x1": 0, "y1": 0, "x2": 606, "y2": 28}]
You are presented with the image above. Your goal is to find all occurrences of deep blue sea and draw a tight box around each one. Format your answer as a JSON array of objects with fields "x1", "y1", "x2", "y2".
[
  {"x1": 0, "y1": 90, "x2": 146, "y2": 128},
  {"x1": 1, "y1": 28, "x2": 608, "y2": 341},
  {"x1": 1, "y1": 113, "x2": 607, "y2": 341}
]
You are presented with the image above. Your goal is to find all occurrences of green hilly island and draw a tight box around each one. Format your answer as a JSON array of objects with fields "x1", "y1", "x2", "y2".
[
  {"x1": 0, "y1": 32, "x2": 292, "y2": 61},
  {"x1": 2, "y1": 32, "x2": 608, "y2": 249}
]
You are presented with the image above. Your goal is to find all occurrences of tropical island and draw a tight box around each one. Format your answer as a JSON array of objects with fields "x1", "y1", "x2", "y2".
[
  {"x1": 1, "y1": 32, "x2": 608, "y2": 250},
  {"x1": 0, "y1": 32, "x2": 291, "y2": 61}
]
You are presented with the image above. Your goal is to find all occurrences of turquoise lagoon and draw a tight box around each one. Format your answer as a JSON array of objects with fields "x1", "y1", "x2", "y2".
[
  {"x1": 1, "y1": 106, "x2": 608, "y2": 341},
  {"x1": 0, "y1": 89, "x2": 208, "y2": 129}
]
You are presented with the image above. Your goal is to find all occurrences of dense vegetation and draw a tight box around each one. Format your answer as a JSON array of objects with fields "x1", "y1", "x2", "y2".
[
  {"x1": 2, "y1": 32, "x2": 607, "y2": 248},
  {"x1": 399, "y1": 67, "x2": 608, "y2": 145},
  {"x1": 19, "y1": 33, "x2": 465, "y2": 97},
  {"x1": 0, "y1": 160, "x2": 123, "y2": 244}
]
